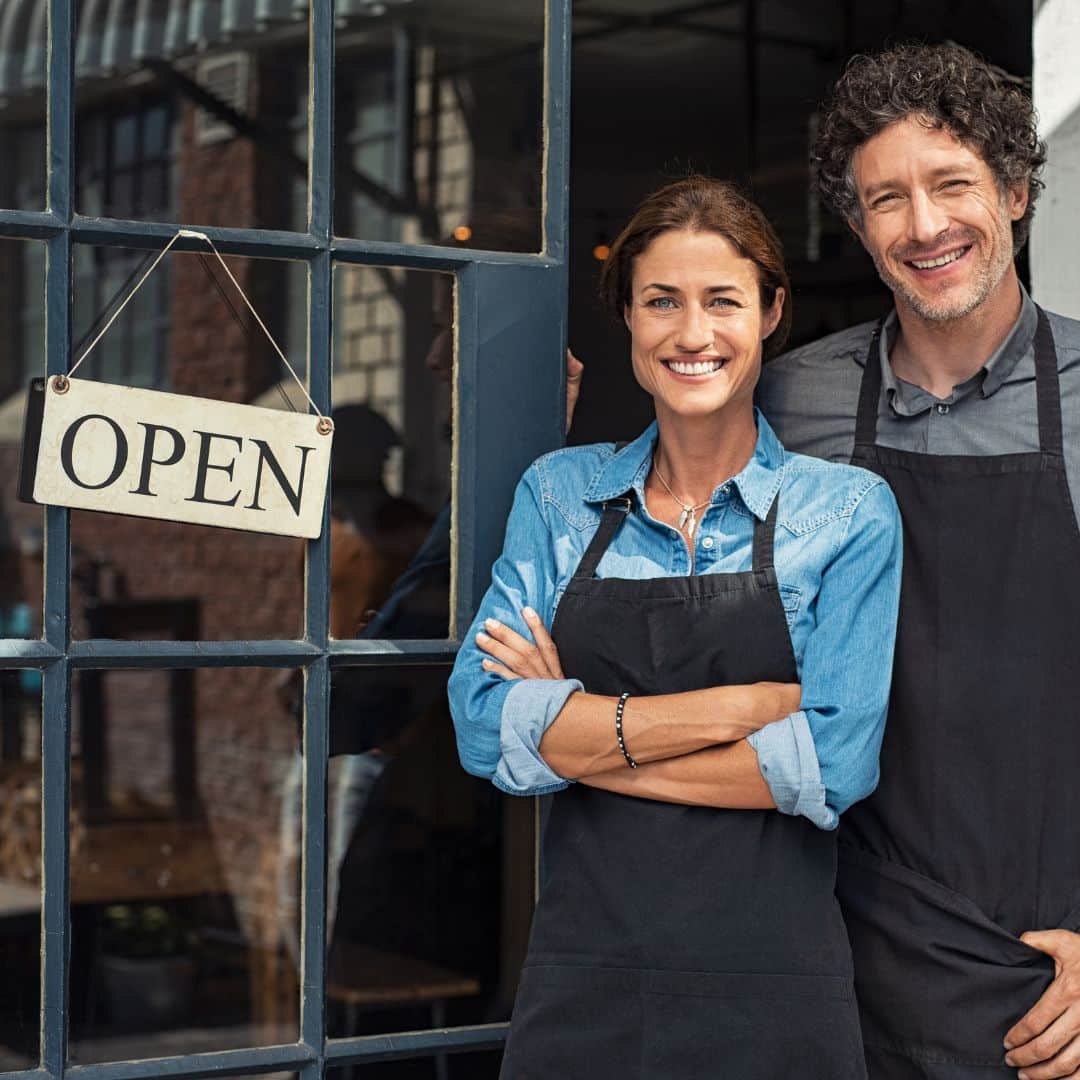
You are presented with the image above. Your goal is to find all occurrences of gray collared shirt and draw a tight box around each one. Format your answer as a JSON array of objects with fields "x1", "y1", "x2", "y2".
[{"x1": 758, "y1": 288, "x2": 1080, "y2": 519}]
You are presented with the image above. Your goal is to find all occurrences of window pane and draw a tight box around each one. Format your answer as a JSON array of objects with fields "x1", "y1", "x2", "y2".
[
  {"x1": 327, "y1": 1050, "x2": 502, "y2": 1079},
  {"x1": 74, "y1": 2, "x2": 308, "y2": 231},
  {"x1": 334, "y1": 2, "x2": 543, "y2": 251},
  {"x1": 0, "y1": 239, "x2": 45, "y2": 640},
  {"x1": 325, "y1": 666, "x2": 532, "y2": 1042},
  {"x1": 69, "y1": 245, "x2": 307, "y2": 641},
  {"x1": 330, "y1": 267, "x2": 452, "y2": 641},
  {"x1": 0, "y1": 670, "x2": 42, "y2": 1068},
  {"x1": 68, "y1": 667, "x2": 301, "y2": 1062}
]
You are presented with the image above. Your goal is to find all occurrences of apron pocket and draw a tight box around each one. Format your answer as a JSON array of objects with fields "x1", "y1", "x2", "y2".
[
  {"x1": 838, "y1": 846, "x2": 1055, "y2": 1066},
  {"x1": 500, "y1": 964, "x2": 645, "y2": 1080},
  {"x1": 640, "y1": 970, "x2": 865, "y2": 1080}
]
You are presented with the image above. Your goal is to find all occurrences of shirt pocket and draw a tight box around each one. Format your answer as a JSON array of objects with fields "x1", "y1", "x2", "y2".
[{"x1": 779, "y1": 584, "x2": 802, "y2": 631}]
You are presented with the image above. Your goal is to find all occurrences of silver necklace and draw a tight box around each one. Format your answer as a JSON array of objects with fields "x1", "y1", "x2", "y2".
[{"x1": 651, "y1": 459, "x2": 711, "y2": 538}]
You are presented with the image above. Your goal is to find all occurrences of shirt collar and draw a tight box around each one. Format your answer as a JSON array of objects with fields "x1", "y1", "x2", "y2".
[
  {"x1": 877, "y1": 284, "x2": 1038, "y2": 411},
  {"x1": 582, "y1": 408, "x2": 785, "y2": 523}
]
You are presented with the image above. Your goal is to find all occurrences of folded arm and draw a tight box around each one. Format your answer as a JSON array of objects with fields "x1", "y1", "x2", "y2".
[
  {"x1": 448, "y1": 465, "x2": 798, "y2": 796},
  {"x1": 582, "y1": 740, "x2": 773, "y2": 809}
]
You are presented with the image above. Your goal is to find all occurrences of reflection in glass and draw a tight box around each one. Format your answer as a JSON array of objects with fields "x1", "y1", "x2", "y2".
[
  {"x1": 330, "y1": 267, "x2": 453, "y2": 641},
  {"x1": 74, "y1": 2, "x2": 308, "y2": 231},
  {"x1": 325, "y1": 666, "x2": 534, "y2": 1057},
  {"x1": 334, "y1": 2, "x2": 543, "y2": 250},
  {"x1": 69, "y1": 245, "x2": 306, "y2": 641},
  {"x1": 0, "y1": 670, "x2": 41, "y2": 1068},
  {"x1": 68, "y1": 667, "x2": 300, "y2": 1062},
  {"x1": 0, "y1": 239, "x2": 45, "y2": 639},
  {"x1": 0, "y1": 5, "x2": 47, "y2": 214}
]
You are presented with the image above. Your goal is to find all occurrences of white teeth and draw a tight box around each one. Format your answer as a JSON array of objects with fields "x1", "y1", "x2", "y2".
[
  {"x1": 668, "y1": 359, "x2": 724, "y2": 375},
  {"x1": 911, "y1": 247, "x2": 967, "y2": 269}
]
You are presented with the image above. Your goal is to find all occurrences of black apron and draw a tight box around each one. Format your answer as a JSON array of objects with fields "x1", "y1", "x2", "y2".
[
  {"x1": 500, "y1": 488, "x2": 866, "y2": 1080},
  {"x1": 839, "y1": 308, "x2": 1080, "y2": 1077}
]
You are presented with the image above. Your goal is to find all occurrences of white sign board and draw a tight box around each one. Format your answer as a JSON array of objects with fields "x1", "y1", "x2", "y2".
[{"x1": 23, "y1": 376, "x2": 332, "y2": 539}]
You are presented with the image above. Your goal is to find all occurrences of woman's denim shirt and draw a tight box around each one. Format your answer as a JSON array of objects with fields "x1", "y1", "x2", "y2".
[{"x1": 448, "y1": 412, "x2": 902, "y2": 829}]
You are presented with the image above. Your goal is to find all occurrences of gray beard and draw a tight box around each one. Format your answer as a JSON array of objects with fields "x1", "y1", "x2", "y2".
[{"x1": 873, "y1": 220, "x2": 1016, "y2": 324}]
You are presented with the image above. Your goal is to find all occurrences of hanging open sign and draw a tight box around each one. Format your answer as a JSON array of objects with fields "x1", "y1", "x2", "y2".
[
  {"x1": 18, "y1": 228, "x2": 332, "y2": 539},
  {"x1": 21, "y1": 375, "x2": 333, "y2": 539}
]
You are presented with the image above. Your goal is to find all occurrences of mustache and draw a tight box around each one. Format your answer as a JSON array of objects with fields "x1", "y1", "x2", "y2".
[{"x1": 894, "y1": 231, "x2": 977, "y2": 262}]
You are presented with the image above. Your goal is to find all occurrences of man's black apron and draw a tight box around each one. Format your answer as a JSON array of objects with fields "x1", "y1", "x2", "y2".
[
  {"x1": 500, "y1": 488, "x2": 866, "y2": 1080},
  {"x1": 839, "y1": 308, "x2": 1080, "y2": 1077}
]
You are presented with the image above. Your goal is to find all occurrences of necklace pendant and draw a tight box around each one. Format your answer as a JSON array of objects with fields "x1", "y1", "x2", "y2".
[
  {"x1": 677, "y1": 507, "x2": 690, "y2": 532},
  {"x1": 684, "y1": 508, "x2": 697, "y2": 537}
]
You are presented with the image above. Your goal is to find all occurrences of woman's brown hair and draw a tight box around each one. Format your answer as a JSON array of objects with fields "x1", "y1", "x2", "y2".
[{"x1": 599, "y1": 175, "x2": 792, "y2": 359}]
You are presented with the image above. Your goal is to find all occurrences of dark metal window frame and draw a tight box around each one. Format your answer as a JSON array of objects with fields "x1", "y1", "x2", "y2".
[{"x1": 0, "y1": 0, "x2": 570, "y2": 1075}]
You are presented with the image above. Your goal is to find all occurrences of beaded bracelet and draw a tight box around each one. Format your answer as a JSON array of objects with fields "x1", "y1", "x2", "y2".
[{"x1": 615, "y1": 691, "x2": 638, "y2": 769}]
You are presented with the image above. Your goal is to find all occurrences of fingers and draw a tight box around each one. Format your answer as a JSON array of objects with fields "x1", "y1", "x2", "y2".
[
  {"x1": 1007, "y1": 984, "x2": 1071, "y2": 1055},
  {"x1": 522, "y1": 606, "x2": 565, "y2": 678},
  {"x1": 476, "y1": 626, "x2": 547, "y2": 679},
  {"x1": 480, "y1": 658, "x2": 521, "y2": 682},
  {"x1": 565, "y1": 349, "x2": 584, "y2": 433},
  {"x1": 476, "y1": 615, "x2": 562, "y2": 680},
  {"x1": 1008, "y1": 1006, "x2": 1080, "y2": 1068},
  {"x1": 1012, "y1": 1032, "x2": 1080, "y2": 1079}
]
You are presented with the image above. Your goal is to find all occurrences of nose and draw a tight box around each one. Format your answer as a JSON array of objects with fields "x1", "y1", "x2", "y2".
[
  {"x1": 908, "y1": 188, "x2": 951, "y2": 248},
  {"x1": 674, "y1": 302, "x2": 713, "y2": 352}
]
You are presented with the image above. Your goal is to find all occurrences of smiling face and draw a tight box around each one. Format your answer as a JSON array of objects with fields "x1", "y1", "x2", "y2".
[
  {"x1": 625, "y1": 228, "x2": 783, "y2": 424},
  {"x1": 849, "y1": 115, "x2": 1028, "y2": 324}
]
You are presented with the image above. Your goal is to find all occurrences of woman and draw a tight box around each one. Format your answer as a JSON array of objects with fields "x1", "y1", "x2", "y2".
[{"x1": 448, "y1": 176, "x2": 902, "y2": 1078}]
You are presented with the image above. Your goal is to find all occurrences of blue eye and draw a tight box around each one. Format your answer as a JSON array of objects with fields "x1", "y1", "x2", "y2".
[{"x1": 647, "y1": 296, "x2": 677, "y2": 309}]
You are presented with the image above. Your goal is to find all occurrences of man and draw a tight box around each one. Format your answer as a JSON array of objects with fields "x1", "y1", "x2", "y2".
[{"x1": 758, "y1": 42, "x2": 1080, "y2": 1080}]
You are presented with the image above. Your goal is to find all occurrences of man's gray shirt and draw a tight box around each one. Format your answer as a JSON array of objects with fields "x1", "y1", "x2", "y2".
[{"x1": 758, "y1": 288, "x2": 1080, "y2": 520}]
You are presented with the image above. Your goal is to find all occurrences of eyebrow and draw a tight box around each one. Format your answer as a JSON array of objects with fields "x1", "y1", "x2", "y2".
[
  {"x1": 863, "y1": 165, "x2": 976, "y2": 201},
  {"x1": 641, "y1": 282, "x2": 744, "y2": 295}
]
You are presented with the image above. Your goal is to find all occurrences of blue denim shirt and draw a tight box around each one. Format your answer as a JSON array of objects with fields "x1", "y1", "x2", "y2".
[{"x1": 448, "y1": 412, "x2": 902, "y2": 829}]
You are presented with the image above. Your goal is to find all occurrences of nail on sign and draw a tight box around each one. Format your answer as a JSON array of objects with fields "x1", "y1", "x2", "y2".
[{"x1": 21, "y1": 377, "x2": 333, "y2": 539}]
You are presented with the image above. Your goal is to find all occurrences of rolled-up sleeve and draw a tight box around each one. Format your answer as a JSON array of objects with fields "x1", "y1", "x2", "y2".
[
  {"x1": 448, "y1": 464, "x2": 579, "y2": 796},
  {"x1": 750, "y1": 479, "x2": 902, "y2": 829},
  {"x1": 747, "y1": 710, "x2": 831, "y2": 827}
]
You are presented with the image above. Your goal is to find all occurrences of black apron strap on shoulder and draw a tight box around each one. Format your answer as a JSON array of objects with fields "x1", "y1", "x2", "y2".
[
  {"x1": 1034, "y1": 307, "x2": 1064, "y2": 458},
  {"x1": 752, "y1": 490, "x2": 780, "y2": 573},
  {"x1": 853, "y1": 320, "x2": 888, "y2": 452},
  {"x1": 576, "y1": 498, "x2": 631, "y2": 579},
  {"x1": 575, "y1": 442, "x2": 632, "y2": 581}
]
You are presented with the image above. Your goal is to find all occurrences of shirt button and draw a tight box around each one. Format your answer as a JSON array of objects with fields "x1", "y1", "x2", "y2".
[
  {"x1": 936, "y1": 403, "x2": 950, "y2": 415},
  {"x1": 701, "y1": 537, "x2": 714, "y2": 550}
]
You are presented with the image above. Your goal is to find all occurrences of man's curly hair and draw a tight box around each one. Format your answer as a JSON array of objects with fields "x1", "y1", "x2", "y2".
[{"x1": 814, "y1": 42, "x2": 1046, "y2": 252}]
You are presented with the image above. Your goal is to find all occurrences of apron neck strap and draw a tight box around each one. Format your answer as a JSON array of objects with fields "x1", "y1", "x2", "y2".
[
  {"x1": 853, "y1": 318, "x2": 887, "y2": 451},
  {"x1": 1034, "y1": 307, "x2": 1063, "y2": 458},
  {"x1": 575, "y1": 497, "x2": 631, "y2": 580},
  {"x1": 752, "y1": 491, "x2": 780, "y2": 573},
  {"x1": 575, "y1": 441, "x2": 632, "y2": 580},
  {"x1": 853, "y1": 307, "x2": 1062, "y2": 457}
]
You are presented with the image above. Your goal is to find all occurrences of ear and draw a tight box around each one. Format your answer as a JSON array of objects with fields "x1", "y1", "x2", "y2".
[
  {"x1": 1007, "y1": 180, "x2": 1029, "y2": 223},
  {"x1": 623, "y1": 303, "x2": 632, "y2": 332},
  {"x1": 762, "y1": 288, "x2": 785, "y2": 342}
]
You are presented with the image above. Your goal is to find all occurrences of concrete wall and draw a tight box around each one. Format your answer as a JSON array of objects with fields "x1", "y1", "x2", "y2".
[{"x1": 1031, "y1": 0, "x2": 1080, "y2": 318}]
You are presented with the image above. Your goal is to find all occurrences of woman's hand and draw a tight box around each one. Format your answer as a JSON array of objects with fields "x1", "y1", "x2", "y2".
[{"x1": 477, "y1": 607, "x2": 565, "y2": 681}]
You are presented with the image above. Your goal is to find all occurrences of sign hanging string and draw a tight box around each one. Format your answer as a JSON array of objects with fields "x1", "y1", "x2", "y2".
[{"x1": 64, "y1": 228, "x2": 329, "y2": 429}]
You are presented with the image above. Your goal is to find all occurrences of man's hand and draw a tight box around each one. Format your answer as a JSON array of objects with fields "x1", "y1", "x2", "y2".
[
  {"x1": 1003, "y1": 929, "x2": 1080, "y2": 1078},
  {"x1": 565, "y1": 348, "x2": 584, "y2": 434}
]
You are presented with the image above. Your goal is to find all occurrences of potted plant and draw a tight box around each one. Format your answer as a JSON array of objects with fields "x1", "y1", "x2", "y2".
[{"x1": 99, "y1": 903, "x2": 197, "y2": 1029}]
